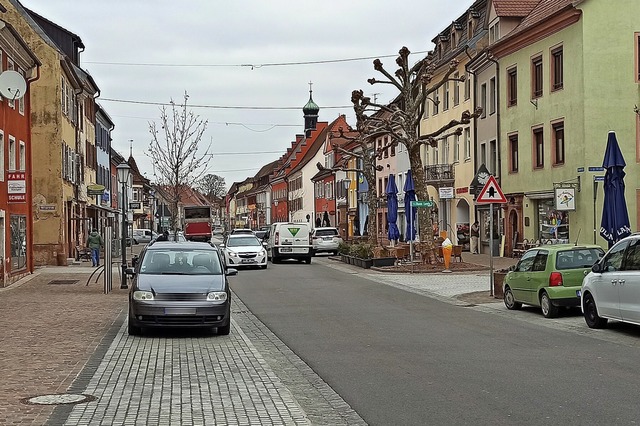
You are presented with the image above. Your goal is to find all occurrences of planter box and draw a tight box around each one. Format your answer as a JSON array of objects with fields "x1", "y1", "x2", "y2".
[
  {"x1": 493, "y1": 272, "x2": 507, "y2": 299},
  {"x1": 372, "y1": 257, "x2": 396, "y2": 267}
]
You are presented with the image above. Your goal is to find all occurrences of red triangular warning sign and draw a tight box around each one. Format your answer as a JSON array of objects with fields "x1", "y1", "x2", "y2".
[{"x1": 476, "y1": 175, "x2": 507, "y2": 204}]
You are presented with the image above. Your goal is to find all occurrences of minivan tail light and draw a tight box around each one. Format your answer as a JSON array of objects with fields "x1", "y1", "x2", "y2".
[
  {"x1": 275, "y1": 232, "x2": 279, "y2": 245},
  {"x1": 549, "y1": 272, "x2": 563, "y2": 286},
  {"x1": 309, "y1": 233, "x2": 313, "y2": 244}
]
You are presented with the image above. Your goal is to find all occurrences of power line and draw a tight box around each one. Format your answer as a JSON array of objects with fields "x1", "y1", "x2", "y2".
[
  {"x1": 212, "y1": 150, "x2": 284, "y2": 156},
  {"x1": 111, "y1": 114, "x2": 300, "y2": 128},
  {"x1": 101, "y1": 97, "x2": 351, "y2": 110},
  {"x1": 85, "y1": 51, "x2": 429, "y2": 68}
]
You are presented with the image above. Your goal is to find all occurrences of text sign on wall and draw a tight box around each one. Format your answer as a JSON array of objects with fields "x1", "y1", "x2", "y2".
[{"x1": 8, "y1": 171, "x2": 26, "y2": 203}]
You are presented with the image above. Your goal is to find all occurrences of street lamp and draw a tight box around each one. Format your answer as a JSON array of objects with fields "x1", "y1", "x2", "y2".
[
  {"x1": 343, "y1": 178, "x2": 351, "y2": 240},
  {"x1": 117, "y1": 162, "x2": 131, "y2": 289},
  {"x1": 148, "y1": 189, "x2": 156, "y2": 233}
]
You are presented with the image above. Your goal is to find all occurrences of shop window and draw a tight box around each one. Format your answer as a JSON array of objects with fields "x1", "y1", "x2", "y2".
[
  {"x1": 537, "y1": 199, "x2": 569, "y2": 241},
  {"x1": 10, "y1": 215, "x2": 27, "y2": 270}
]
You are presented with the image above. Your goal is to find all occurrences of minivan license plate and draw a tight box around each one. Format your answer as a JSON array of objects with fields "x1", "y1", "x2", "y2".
[
  {"x1": 280, "y1": 247, "x2": 292, "y2": 252},
  {"x1": 165, "y1": 308, "x2": 196, "y2": 315}
]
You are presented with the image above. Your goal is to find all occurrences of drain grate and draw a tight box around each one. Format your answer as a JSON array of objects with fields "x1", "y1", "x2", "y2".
[
  {"x1": 21, "y1": 393, "x2": 96, "y2": 405},
  {"x1": 48, "y1": 280, "x2": 79, "y2": 285}
]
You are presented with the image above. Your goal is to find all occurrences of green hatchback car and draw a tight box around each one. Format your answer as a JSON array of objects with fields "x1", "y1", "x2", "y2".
[{"x1": 503, "y1": 244, "x2": 604, "y2": 318}]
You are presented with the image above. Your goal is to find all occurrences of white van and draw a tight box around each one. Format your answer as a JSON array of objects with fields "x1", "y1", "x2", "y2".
[{"x1": 265, "y1": 222, "x2": 312, "y2": 264}]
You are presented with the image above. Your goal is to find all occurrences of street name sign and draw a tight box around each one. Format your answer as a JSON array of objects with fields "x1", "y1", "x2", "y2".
[
  {"x1": 476, "y1": 175, "x2": 507, "y2": 204},
  {"x1": 411, "y1": 200, "x2": 433, "y2": 208}
]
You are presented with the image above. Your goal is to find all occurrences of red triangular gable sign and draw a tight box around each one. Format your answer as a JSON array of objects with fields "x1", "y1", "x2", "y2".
[{"x1": 476, "y1": 175, "x2": 507, "y2": 203}]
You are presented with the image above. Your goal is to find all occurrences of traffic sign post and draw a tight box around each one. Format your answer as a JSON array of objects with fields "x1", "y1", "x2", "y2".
[{"x1": 475, "y1": 176, "x2": 506, "y2": 296}]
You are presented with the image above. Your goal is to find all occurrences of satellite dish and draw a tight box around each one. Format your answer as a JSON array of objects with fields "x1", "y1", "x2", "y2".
[{"x1": 0, "y1": 71, "x2": 26, "y2": 100}]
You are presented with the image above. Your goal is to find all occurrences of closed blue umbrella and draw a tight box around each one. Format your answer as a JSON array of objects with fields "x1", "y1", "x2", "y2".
[
  {"x1": 404, "y1": 170, "x2": 417, "y2": 241},
  {"x1": 600, "y1": 131, "x2": 631, "y2": 248},
  {"x1": 386, "y1": 174, "x2": 400, "y2": 242}
]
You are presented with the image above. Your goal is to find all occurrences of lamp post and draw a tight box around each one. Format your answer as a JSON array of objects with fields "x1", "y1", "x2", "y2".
[
  {"x1": 343, "y1": 178, "x2": 351, "y2": 241},
  {"x1": 148, "y1": 189, "x2": 156, "y2": 233},
  {"x1": 117, "y1": 162, "x2": 131, "y2": 289}
]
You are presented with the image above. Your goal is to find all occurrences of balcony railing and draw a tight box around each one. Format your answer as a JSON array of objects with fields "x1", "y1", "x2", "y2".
[{"x1": 424, "y1": 164, "x2": 455, "y2": 186}]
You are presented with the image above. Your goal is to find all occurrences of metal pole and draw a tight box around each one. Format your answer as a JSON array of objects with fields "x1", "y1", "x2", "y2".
[
  {"x1": 593, "y1": 179, "x2": 598, "y2": 244},
  {"x1": 104, "y1": 226, "x2": 112, "y2": 294},
  {"x1": 120, "y1": 181, "x2": 128, "y2": 289},
  {"x1": 489, "y1": 203, "x2": 494, "y2": 296}
]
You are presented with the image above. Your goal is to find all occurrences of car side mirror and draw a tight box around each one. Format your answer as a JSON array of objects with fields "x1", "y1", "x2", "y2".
[
  {"x1": 131, "y1": 255, "x2": 139, "y2": 267},
  {"x1": 508, "y1": 264, "x2": 516, "y2": 272},
  {"x1": 591, "y1": 262, "x2": 603, "y2": 273},
  {"x1": 262, "y1": 241, "x2": 267, "y2": 247},
  {"x1": 219, "y1": 243, "x2": 225, "y2": 248},
  {"x1": 125, "y1": 267, "x2": 136, "y2": 276},
  {"x1": 226, "y1": 268, "x2": 238, "y2": 276}
]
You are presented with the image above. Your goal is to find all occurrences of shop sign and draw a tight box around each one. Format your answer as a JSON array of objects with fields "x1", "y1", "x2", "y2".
[
  {"x1": 129, "y1": 202, "x2": 141, "y2": 210},
  {"x1": 87, "y1": 184, "x2": 105, "y2": 196},
  {"x1": 8, "y1": 171, "x2": 26, "y2": 203},
  {"x1": 39, "y1": 204, "x2": 56, "y2": 211},
  {"x1": 555, "y1": 188, "x2": 576, "y2": 211},
  {"x1": 456, "y1": 187, "x2": 468, "y2": 194},
  {"x1": 439, "y1": 187, "x2": 454, "y2": 199}
]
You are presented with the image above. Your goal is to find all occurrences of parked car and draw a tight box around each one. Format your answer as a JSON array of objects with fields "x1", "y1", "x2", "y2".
[
  {"x1": 311, "y1": 227, "x2": 342, "y2": 255},
  {"x1": 581, "y1": 234, "x2": 640, "y2": 328},
  {"x1": 132, "y1": 228, "x2": 158, "y2": 245},
  {"x1": 220, "y1": 234, "x2": 267, "y2": 269},
  {"x1": 265, "y1": 222, "x2": 312, "y2": 264},
  {"x1": 126, "y1": 241, "x2": 236, "y2": 336},
  {"x1": 254, "y1": 230, "x2": 267, "y2": 240},
  {"x1": 503, "y1": 244, "x2": 604, "y2": 318},
  {"x1": 212, "y1": 226, "x2": 224, "y2": 236}
]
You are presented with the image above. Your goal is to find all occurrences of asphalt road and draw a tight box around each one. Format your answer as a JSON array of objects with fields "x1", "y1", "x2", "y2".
[{"x1": 231, "y1": 257, "x2": 640, "y2": 425}]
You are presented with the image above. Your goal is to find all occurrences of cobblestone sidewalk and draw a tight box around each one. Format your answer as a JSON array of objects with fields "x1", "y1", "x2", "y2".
[{"x1": 0, "y1": 267, "x2": 127, "y2": 426}]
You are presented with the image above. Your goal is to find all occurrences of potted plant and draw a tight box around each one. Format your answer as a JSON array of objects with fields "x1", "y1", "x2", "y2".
[
  {"x1": 493, "y1": 265, "x2": 515, "y2": 299},
  {"x1": 338, "y1": 241, "x2": 351, "y2": 263},
  {"x1": 350, "y1": 243, "x2": 374, "y2": 268}
]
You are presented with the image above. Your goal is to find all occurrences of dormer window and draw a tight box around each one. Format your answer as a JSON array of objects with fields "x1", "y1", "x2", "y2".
[
  {"x1": 451, "y1": 31, "x2": 457, "y2": 48},
  {"x1": 489, "y1": 22, "x2": 500, "y2": 44}
]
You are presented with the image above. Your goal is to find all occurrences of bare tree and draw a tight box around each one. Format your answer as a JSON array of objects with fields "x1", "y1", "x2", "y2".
[
  {"x1": 356, "y1": 46, "x2": 482, "y2": 261},
  {"x1": 316, "y1": 97, "x2": 387, "y2": 245},
  {"x1": 199, "y1": 174, "x2": 227, "y2": 199},
  {"x1": 148, "y1": 92, "x2": 211, "y2": 230}
]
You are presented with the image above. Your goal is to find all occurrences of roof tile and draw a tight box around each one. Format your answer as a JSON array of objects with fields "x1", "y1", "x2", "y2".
[{"x1": 493, "y1": 0, "x2": 540, "y2": 17}]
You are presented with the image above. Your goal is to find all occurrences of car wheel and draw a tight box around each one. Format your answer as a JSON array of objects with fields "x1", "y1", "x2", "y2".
[
  {"x1": 272, "y1": 256, "x2": 279, "y2": 264},
  {"x1": 540, "y1": 292, "x2": 559, "y2": 318},
  {"x1": 583, "y1": 293, "x2": 608, "y2": 328},
  {"x1": 305, "y1": 257, "x2": 312, "y2": 265},
  {"x1": 503, "y1": 286, "x2": 522, "y2": 310},
  {"x1": 128, "y1": 319, "x2": 142, "y2": 336}
]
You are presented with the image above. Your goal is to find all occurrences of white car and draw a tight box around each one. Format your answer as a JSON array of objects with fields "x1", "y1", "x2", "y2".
[
  {"x1": 581, "y1": 234, "x2": 640, "y2": 328},
  {"x1": 221, "y1": 234, "x2": 267, "y2": 269},
  {"x1": 311, "y1": 227, "x2": 343, "y2": 255}
]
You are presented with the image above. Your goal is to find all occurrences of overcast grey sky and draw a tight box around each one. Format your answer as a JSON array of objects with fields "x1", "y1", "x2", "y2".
[{"x1": 23, "y1": 0, "x2": 471, "y2": 187}]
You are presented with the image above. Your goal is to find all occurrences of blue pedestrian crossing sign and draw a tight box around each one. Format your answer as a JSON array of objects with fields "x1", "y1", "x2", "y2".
[{"x1": 476, "y1": 175, "x2": 506, "y2": 204}]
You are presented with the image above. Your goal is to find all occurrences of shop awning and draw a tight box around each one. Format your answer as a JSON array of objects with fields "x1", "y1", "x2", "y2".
[{"x1": 524, "y1": 190, "x2": 554, "y2": 200}]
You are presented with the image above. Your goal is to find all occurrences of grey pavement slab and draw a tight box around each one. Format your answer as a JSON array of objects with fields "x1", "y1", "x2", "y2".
[{"x1": 50, "y1": 295, "x2": 364, "y2": 426}]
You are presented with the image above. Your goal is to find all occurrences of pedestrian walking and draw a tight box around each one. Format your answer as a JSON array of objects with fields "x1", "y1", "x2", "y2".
[
  {"x1": 470, "y1": 221, "x2": 480, "y2": 254},
  {"x1": 86, "y1": 229, "x2": 104, "y2": 267}
]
